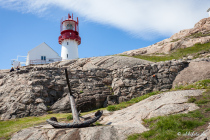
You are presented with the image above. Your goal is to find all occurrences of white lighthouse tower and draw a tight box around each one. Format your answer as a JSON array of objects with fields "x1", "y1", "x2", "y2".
[
  {"x1": 59, "y1": 13, "x2": 81, "y2": 61},
  {"x1": 207, "y1": 8, "x2": 210, "y2": 17}
]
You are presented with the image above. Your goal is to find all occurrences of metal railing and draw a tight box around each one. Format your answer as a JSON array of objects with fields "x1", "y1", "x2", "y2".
[{"x1": 29, "y1": 58, "x2": 61, "y2": 65}]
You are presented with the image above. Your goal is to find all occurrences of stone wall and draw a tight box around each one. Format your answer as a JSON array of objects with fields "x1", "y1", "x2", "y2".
[
  {"x1": 0, "y1": 60, "x2": 189, "y2": 120},
  {"x1": 111, "y1": 60, "x2": 188, "y2": 103}
]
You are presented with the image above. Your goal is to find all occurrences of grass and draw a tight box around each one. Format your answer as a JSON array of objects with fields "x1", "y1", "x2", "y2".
[
  {"x1": 140, "y1": 112, "x2": 206, "y2": 140},
  {"x1": 172, "y1": 79, "x2": 210, "y2": 91},
  {"x1": 0, "y1": 89, "x2": 160, "y2": 139},
  {"x1": 47, "y1": 111, "x2": 53, "y2": 114},
  {"x1": 1, "y1": 79, "x2": 209, "y2": 139},
  {"x1": 66, "y1": 114, "x2": 73, "y2": 120},
  {"x1": 94, "y1": 121, "x2": 103, "y2": 126},
  {"x1": 89, "y1": 121, "x2": 103, "y2": 127},
  {"x1": 0, "y1": 113, "x2": 70, "y2": 139},
  {"x1": 107, "y1": 91, "x2": 160, "y2": 111},
  {"x1": 188, "y1": 97, "x2": 196, "y2": 103},
  {"x1": 186, "y1": 32, "x2": 210, "y2": 38},
  {"x1": 0, "y1": 107, "x2": 106, "y2": 139},
  {"x1": 195, "y1": 99, "x2": 209, "y2": 105},
  {"x1": 127, "y1": 133, "x2": 141, "y2": 140},
  {"x1": 123, "y1": 42, "x2": 210, "y2": 62},
  {"x1": 128, "y1": 106, "x2": 210, "y2": 140},
  {"x1": 137, "y1": 106, "x2": 210, "y2": 140},
  {"x1": 107, "y1": 79, "x2": 210, "y2": 112},
  {"x1": 127, "y1": 79, "x2": 210, "y2": 140},
  {"x1": 205, "y1": 108, "x2": 210, "y2": 112},
  {"x1": 171, "y1": 38, "x2": 180, "y2": 42}
]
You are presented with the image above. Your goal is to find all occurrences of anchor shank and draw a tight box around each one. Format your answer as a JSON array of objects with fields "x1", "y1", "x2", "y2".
[{"x1": 65, "y1": 69, "x2": 81, "y2": 123}]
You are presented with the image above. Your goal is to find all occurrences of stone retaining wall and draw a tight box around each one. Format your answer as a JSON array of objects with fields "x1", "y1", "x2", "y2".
[
  {"x1": 0, "y1": 60, "x2": 190, "y2": 120},
  {"x1": 111, "y1": 60, "x2": 188, "y2": 103}
]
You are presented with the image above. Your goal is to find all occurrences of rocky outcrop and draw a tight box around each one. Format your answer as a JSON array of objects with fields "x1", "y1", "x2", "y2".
[
  {"x1": 194, "y1": 123, "x2": 210, "y2": 140},
  {"x1": 0, "y1": 66, "x2": 114, "y2": 120},
  {"x1": 121, "y1": 17, "x2": 210, "y2": 56},
  {"x1": 0, "y1": 56, "x2": 151, "y2": 120},
  {"x1": 10, "y1": 90, "x2": 203, "y2": 140},
  {"x1": 101, "y1": 90, "x2": 202, "y2": 124},
  {"x1": 173, "y1": 61, "x2": 210, "y2": 87},
  {"x1": 0, "y1": 55, "x2": 190, "y2": 120},
  {"x1": 111, "y1": 60, "x2": 189, "y2": 102},
  {"x1": 50, "y1": 56, "x2": 152, "y2": 70},
  {"x1": 11, "y1": 124, "x2": 132, "y2": 140},
  {"x1": 2, "y1": 53, "x2": 210, "y2": 121}
]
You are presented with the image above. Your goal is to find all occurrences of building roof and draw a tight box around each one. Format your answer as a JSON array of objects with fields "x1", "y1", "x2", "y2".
[
  {"x1": 207, "y1": 8, "x2": 210, "y2": 12},
  {"x1": 28, "y1": 42, "x2": 60, "y2": 57}
]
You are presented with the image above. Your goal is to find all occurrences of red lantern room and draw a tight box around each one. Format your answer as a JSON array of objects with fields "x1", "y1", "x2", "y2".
[{"x1": 58, "y1": 13, "x2": 81, "y2": 45}]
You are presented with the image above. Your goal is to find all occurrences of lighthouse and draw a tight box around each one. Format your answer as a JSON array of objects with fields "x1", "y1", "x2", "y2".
[
  {"x1": 59, "y1": 13, "x2": 81, "y2": 61},
  {"x1": 207, "y1": 8, "x2": 210, "y2": 17}
]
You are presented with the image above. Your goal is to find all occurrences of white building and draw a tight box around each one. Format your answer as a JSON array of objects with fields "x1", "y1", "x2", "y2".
[
  {"x1": 207, "y1": 8, "x2": 210, "y2": 17},
  {"x1": 26, "y1": 42, "x2": 61, "y2": 65},
  {"x1": 12, "y1": 14, "x2": 81, "y2": 67}
]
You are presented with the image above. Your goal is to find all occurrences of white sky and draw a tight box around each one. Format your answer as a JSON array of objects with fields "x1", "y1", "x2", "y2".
[{"x1": 0, "y1": 0, "x2": 210, "y2": 39}]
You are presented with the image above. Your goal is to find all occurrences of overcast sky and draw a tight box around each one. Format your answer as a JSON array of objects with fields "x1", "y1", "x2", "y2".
[{"x1": 0, "y1": 0, "x2": 209, "y2": 69}]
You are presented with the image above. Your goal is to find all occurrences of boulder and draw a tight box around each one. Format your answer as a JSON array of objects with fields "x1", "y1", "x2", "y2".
[
  {"x1": 173, "y1": 61, "x2": 210, "y2": 87},
  {"x1": 194, "y1": 123, "x2": 210, "y2": 140}
]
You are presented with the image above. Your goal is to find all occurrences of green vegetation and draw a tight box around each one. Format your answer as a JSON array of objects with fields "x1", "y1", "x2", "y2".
[
  {"x1": 47, "y1": 111, "x2": 53, "y2": 114},
  {"x1": 195, "y1": 99, "x2": 209, "y2": 105},
  {"x1": 127, "y1": 133, "x2": 141, "y2": 140},
  {"x1": 188, "y1": 97, "x2": 196, "y2": 103},
  {"x1": 94, "y1": 121, "x2": 103, "y2": 126},
  {"x1": 89, "y1": 121, "x2": 103, "y2": 126},
  {"x1": 171, "y1": 38, "x2": 180, "y2": 42},
  {"x1": 139, "y1": 111, "x2": 207, "y2": 140},
  {"x1": 172, "y1": 79, "x2": 210, "y2": 90},
  {"x1": 0, "y1": 108, "x2": 106, "y2": 139},
  {"x1": 0, "y1": 113, "x2": 70, "y2": 139},
  {"x1": 106, "y1": 85, "x2": 113, "y2": 91},
  {"x1": 0, "y1": 90, "x2": 160, "y2": 139},
  {"x1": 123, "y1": 42, "x2": 210, "y2": 62},
  {"x1": 79, "y1": 90, "x2": 84, "y2": 93},
  {"x1": 187, "y1": 32, "x2": 210, "y2": 38},
  {"x1": 66, "y1": 114, "x2": 73, "y2": 120},
  {"x1": 127, "y1": 79, "x2": 210, "y2": 140},
  {"x1": 107, "y1": 91, "x2": 160, "y2": 111},
  {"x1": 1, "y1": 79, "x2": 209, "y2": 139},
  {"x1": 205, "y1": 108, "x2": 210, "y2": 112}
]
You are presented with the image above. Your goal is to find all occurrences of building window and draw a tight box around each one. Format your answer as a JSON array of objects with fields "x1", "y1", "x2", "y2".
[
  {"x1": 41, "y1": 56, "x2": 46, "y2": 60},
  {"x1": 67, "y1": 54, "x2": 68, "y2": 58},
  {"x1": 67, "y1": 42, "x2": 69, "y2": 45}
]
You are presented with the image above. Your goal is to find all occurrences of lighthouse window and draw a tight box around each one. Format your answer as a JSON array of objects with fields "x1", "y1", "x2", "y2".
[
  {"x1": 67, "y1": 24, "x2": 73, "y2": 30},
  {"x1": 67, "y1": 42, "x2": 69, "y2": 45},
  {"x1": 67, "y1": 54, "x2": 68, "y2": 58}
]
